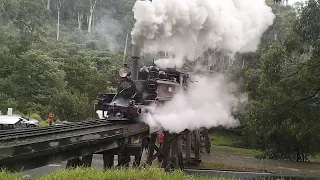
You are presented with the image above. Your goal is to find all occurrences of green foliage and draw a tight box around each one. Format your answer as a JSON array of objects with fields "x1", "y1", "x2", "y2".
[
  {"x1": 39, "y1": 120, "x2": 49, "y2": 127},
  {"x1": 244, "y1": 0, "x2": 320, "y2": 161},
  {"x1": 210, "y1": 133, "x2": 241, "y2": 147},
  {"x1": 8, "y1": 50, "x2": 66, "y2": 105},
  {"x1": 50, "y1": 91, "x2": 92, "y2": 122},
  {"x1": 210, "y1": 133, "x2": 264, "y2": 158},
  {"x1": 0, "y1": 0, "x2": 128, "y2": 121},
  {"x1": 29, "y1": 113, "x2": 43, "y2": 121},
  {"x1": 0, "y1": 168, "x2": 221, "y2": 180},
  {"x1": 0, "y1": 0, "x2": 318, "y2": 165},
  {"x1": 0, "y1": 170, "x2": 22, "y2": 180},
  {"x1": 40, "y1": 168, "x2": 217, "y2": 180}
]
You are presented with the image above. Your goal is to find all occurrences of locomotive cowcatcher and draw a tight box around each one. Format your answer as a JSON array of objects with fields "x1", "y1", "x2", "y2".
[{"x1": 94, "y1": 44, "x2": 189, "y2": 122}]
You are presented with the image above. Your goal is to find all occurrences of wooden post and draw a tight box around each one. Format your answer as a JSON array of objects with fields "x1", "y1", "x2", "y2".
[
  {"x1": 147, "y1": 134, "x2": 157, "y2": 166},
  {"x1": 202, "y1": 128, "x2": 211, "y2": 154},
  {"x1": 175, "y1": 136, "x2": 184, "y2": 170},
  {"x1": 199, "y1": 128, "x2": 211, "y2": 154},
  {"x1": 162, "y1": 131, "x2": 171, "y2": 171},
  {"x1": 145, "y1": 133, "x2": 180, "y2": 164},
  {"x1": 186, "y1": 130, "x2": 192, "y2": 161},
  {"x1": 194, "y1": 130, "x2": 201, "y2": 161},
  {"x1": 118, "y1": 152, "x2": 130, "y2": 167},
  {"x1": 171, "y1": 139, "x2": 177, "y2": 168},
  {"x1": 82, "y1": 155, "x2": 93, "y2": 167},
  {"x1": 103, "y1": 152, "x2": 114, "y2": 169},
  {"x1": 66, "y1": 158, "x2": 81, "y2": 169},
  {"x1": 134, "y1": 138, "x2": 146, "y2": 167}
]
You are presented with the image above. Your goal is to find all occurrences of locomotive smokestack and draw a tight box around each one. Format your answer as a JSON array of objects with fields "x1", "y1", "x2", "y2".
[{"x1": 131, "y1": 43, "x2": 142, "y2": 80}]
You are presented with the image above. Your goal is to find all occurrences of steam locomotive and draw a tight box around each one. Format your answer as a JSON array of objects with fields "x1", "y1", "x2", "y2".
[{"x1": 94, "y1": 45, "x2": 189, "y2": 122}]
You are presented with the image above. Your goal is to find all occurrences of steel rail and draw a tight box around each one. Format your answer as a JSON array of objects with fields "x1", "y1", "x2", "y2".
[
  {"x1": 0, "y1": 123, "x2": 127, "y2": 151},
  {"x1": 0, "y1": 119, "x2": 106, "y2": 137},
  {"x1": 0, "y1": 119, "x2": 109, "y2": 137},
  {"x1": 0, "y1": 123, "x2": 150, "y2": 172},
  {"x1": 0, "y1": 122, "x2": 112, "y2": 142},
  {"x1": 0, "y1": 120, "x2": 131, "y2": 142},
  {"x1": 0, "y1": 119, "x2": 129, "y2": 137}
]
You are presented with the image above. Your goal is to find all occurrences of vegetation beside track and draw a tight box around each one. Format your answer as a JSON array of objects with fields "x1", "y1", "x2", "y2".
[
  {"x1": 210, "y1": 132, "x2": 264, "y2": 158},
  {"x1": 210, "y1": 132, "x2": 320, "y2": 162},
  {"x1": 0, "y1": 168, "x2": 228, "y2": 180}
]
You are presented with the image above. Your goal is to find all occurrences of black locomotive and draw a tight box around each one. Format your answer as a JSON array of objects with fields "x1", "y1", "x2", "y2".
[{"x1": 94, "y1": 45, "x2": 189, "y2": 121}]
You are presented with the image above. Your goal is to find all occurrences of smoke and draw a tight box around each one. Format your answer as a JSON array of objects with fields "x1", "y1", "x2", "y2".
[
  {"x1": 95, "y1": 10, "x2": 124, "y2": 52},
  {"x1": 131, "y1": 0, "x2": 275, "y2": 68},
  {"x1": 130, "y1": 0, "x2": 274, "y2": 133},
  {"x1": 141, "y1": 74, "x2": 247, "y2": 133}
]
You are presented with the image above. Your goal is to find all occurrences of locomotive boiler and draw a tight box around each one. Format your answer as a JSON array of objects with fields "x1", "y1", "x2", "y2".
[{"x1": 95, "y1": 44, "x2": 189, "y2": 122}]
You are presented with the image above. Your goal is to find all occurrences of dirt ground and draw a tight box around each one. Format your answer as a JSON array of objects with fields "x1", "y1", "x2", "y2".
[{"x1": 201, "y1": 147, "x2": 320, "y2": 177}]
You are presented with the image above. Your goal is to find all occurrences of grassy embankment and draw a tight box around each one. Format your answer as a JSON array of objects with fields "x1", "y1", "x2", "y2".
[
  {"x1": 207, "y1": 132, "x2": 320, "y2": 163},
  {"x1": 210, "y1": 132, "x2": 263, "y2": 158},
  {"x1": 198, "y1": 132, "x2": 264, "y2": 172},
  {"x1": 0, "y1": 168, "x2": 228, "y2": 180}
]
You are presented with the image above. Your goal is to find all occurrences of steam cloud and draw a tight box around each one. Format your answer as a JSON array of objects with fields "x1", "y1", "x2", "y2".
[
  {"x1": 131, "y1": 0, "x2": 275, "y2": 67},
  {"x1": 130, "y1": 0, "x2": 274, "y2": 132},
  {"x1": 96, "y1": 11, "x2": 123, "y2": 52},
  {"x1": 142, "y1": 75, "x2": 247, "y2": 133}
]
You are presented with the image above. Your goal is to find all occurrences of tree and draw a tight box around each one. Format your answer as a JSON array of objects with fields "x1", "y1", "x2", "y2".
[
  {"x1": 14, "y1": 0, "x2": 50, "y2": 48},
  {"x1": 244, "y1": 0, "x2": 320, "y2": 161},
  {"x1": 88, "y1": 0, "x2": 97, "y2": 33},
  {"x1": 8, "y1": 50, "x2": 66, "y2": 104},
  {"x1": 50, "y1": 90, "x2": 92, "y2": 122}
]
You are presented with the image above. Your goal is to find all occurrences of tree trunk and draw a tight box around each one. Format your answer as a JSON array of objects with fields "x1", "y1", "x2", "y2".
[
  {"x1": 47, "y1": 0, "x2": 50, "y2": 10},
  {"x1": 88, "y1": 0, "x2": 97, "y2": 33},
  {"x1": 56, "y1": 5, "x2": 60, "y2": 40},
  {"x1": 92, "y1": 14, "x2": 95, "y2": 30},
  {"x1": 77, "y1": 11, "x2": 82, "y2": 30}
]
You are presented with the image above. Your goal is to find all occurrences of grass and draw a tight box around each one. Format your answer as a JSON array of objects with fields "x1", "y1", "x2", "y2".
[
  {"x1": 0, "y1": 168, "x2": 229, "y2": 180},
  {"x1": 210, "y1": 132, "x2": 264, "y2": 158},
  {"x1": 0, "y1": 170, "x2": 22, "y2": 180},
  {"x1": 213, "y1": 145, "x2": 264, "y2": 158},
  {"x1": 311, "y1": 154, "x2": 320, "y2": 163},
  {"x1": 39, "y1": 120, "x2": 50, "y2": 127},
  {"x1": 39, "y1": 120, "x2": 60, "y2": 127},
  {"x1": 210, "y1": 133, "x2": 240, "y2": 147}
]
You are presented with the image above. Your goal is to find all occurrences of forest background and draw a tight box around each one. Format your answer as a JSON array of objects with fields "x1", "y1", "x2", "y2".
[{"x1": 0, "y1": 0, "x2": 319, "y2": 162}]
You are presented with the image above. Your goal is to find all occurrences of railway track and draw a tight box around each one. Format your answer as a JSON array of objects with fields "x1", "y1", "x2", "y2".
[
  {"x1": 0, "y1": 119, "x2": 150, "y2": 171},
  {"x1": 0, "y1": 119, "x2": 128, "y2": 142}
]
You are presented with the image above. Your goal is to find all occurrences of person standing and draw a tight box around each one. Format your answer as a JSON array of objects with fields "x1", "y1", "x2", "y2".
[
  {"x1": 158, "y1": 132, "x2": 164, "y2": 148},
  {"x1": 48, "y1": 112, "x2": 54, "y2": 126},
  {"x1": 157, "y1": 132, "x2": 164, "y2": 164}
]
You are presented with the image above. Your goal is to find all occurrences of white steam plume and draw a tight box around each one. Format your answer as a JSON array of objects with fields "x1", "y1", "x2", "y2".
[
  {"x1": 131, "y1": 0, "x2": 275, "y2": 67},
  {"x1": 96, "y1": 12, "x2": 123, "y2": 52},
  {"x1": 141, "y1": 75, "x2": 247, "y2": 133},
  {"x1": 130, "y1": 0, "x2": 274, "y2": 133}
]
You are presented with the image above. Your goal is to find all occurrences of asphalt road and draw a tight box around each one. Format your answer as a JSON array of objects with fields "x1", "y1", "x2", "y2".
[{"x1": 184, "y1": 169, "x2": 320, "y2": 180}]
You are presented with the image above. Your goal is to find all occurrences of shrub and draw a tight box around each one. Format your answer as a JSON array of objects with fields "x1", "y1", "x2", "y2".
[{"x1": 29, "y1": 113, "x2": 43, "y2": 121}]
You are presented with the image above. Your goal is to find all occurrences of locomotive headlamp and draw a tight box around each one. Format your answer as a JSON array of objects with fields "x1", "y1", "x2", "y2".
[{"x1": 119, "y1": 65, "x2": 130, "y2": 78}]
